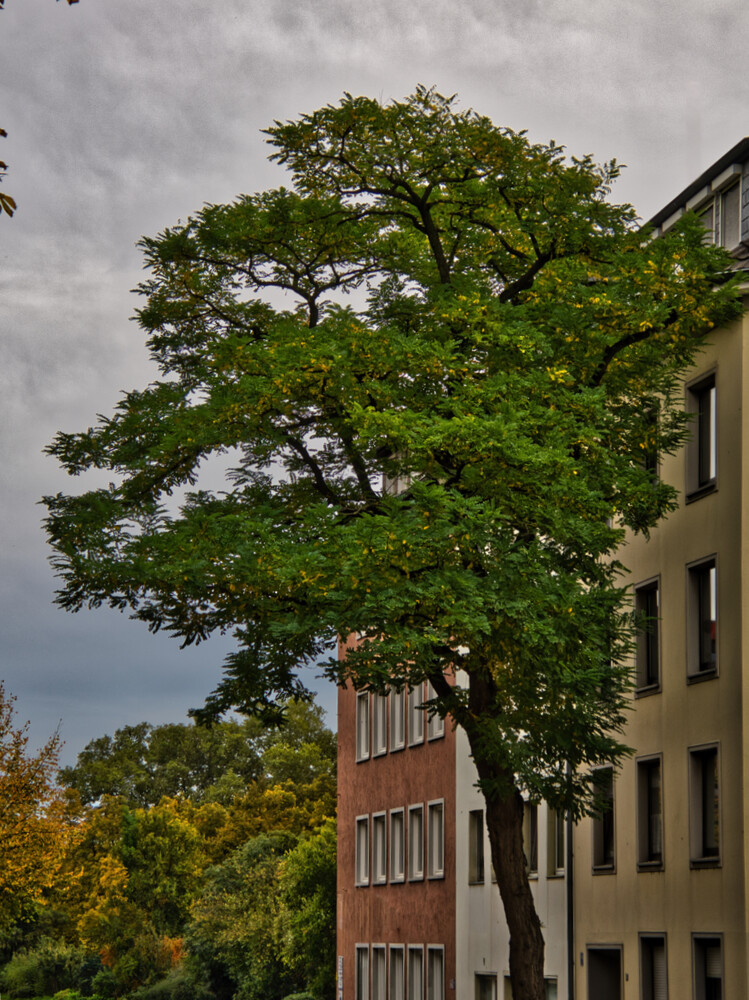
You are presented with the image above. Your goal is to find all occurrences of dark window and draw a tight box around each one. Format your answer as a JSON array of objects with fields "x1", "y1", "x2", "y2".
[
  {"x1": 687, "y1": 376, "x2": 717, "y2": 496},
  {"x1": 690, "y1": 746, "x2": 720, "y2": 865},
  {"x1": 635, "y1": 581, "x2": 660, "y2": 689},
  {"x1": 693, "y1": 936, "x2": 722, "y2": 1000},
  {"x1": 468, "y1": 809, "x2": 485, "y2": 884},
  {"x1": 637, "y1": 757, "x2": 663, "y2": 867},
  {"x1": 640, "y1": 935, "x2": 668, "y2": 1000},
  {"x1": 524, "y1": 802, "x2": 538, "y2": 875},
  {"x1": 593, "y1": 768, "x2": 615, "y2": 870}
]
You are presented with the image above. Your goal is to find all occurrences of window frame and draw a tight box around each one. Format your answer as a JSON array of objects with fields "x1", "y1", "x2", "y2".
[
  {"x1": 427, "y1": 798, "x2": 445, "y2": 879},
  {"x1": 523, "y1": 801, "x2": 538, "y2": 877},
  {"x1": 389, "y1": 946, "x2": 405, "y2": 1000},
  {"x1": 408, "y1": 803, "x2": 425, "y2": 881},
  {"x1": 692, "y1": 934, "x2": 723, "y2": 1000},
  {"x1": 390, "y1": 686, "x2": 406, "y2": 752},
  {"x1": 372, "y1": 692, "x2": 388, "y2": 757},
  {"x1": 592, "y1": 766, "x2": 616, "y2": 872},
  {"x1": 689, "y1": 743, "x2": 721, "y2": 868},
  {"x1": 468, "y1": 808, "x2": 485, "y2": 884},
  {"x1": 356, "y1": 692, "x2": 370, "y2": 762},
  {"x1": 687, "y1": 556, "x2": 718, "y2": 681},
  {"x1": 372, "y1": 944, "x2": 387, "y2": 1000},
  {"x1": 408, "y1": 683, "x2": 425, "y2": 746},
  {"x1": 636, "y1": 754, "x2": 664, "y2": 871},
  {"x1": 547, "y1": 807, "x2": 565, "y2": 877},
  {"x1": 356, "y1": 945, "x2": 370, "y2": 1000},
  {"x1": 634, "y1": 577, "x2": 661, "y2": 694},
  {"x1": 408, "y1": 946, "x2": 424, "y2": 1000},
  {"x1": 426, "y1": 945, "x2": 445, "y2": 1000},
  {"x1": 685, "y1": 373, "x2": 717, "y2": 501},
  {"x1": 355, "y1": 815, "x2": 370, "y2": 886},
  {"x1": 639, "y1": 933, "x2": 668, "y2": 1000},
  {"x1": 389, "y1": 808, "x2": 405, "y2": 883},
  {"x1": 426, "y1": 680, "x2": 445, "y2": 741},
  {"x1": 372, "y1": 811, "x2": 387, "y2": 885}
]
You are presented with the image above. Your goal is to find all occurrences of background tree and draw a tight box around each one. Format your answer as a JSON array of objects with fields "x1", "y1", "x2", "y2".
[{"x1": 43, "y1": 89, "x2": 743, "y2": 999}]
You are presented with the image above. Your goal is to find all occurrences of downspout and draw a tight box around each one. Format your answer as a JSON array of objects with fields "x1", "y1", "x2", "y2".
[{"x1": 566, "y1": 770, "x2": 575, "y2": 1000}]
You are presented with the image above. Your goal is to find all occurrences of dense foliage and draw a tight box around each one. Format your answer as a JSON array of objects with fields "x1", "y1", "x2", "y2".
[{"x1": 0, "y1": 698, "x2": 336, "y2": 1000}]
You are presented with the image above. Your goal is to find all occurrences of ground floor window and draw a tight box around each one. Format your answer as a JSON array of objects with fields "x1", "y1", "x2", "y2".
[
  {"x1": 356, "y1": 945, "x2": 370, "y2": 1000},
  {"x1": 693, "y1": 935, "x2": 722, "y2": 1000},
  {"x1": 426, "y1": 946, "x2": 444, "y2": 1000}
]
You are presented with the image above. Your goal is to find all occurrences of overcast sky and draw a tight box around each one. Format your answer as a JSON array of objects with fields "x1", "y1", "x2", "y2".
[{"x1": 1, "y1": 0, "x2": 748, "y2": 767}]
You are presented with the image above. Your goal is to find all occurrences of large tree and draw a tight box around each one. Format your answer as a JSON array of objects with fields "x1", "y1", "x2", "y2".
[{"x1": 43, "y1": 88, "x2": 742, "y2": 999}]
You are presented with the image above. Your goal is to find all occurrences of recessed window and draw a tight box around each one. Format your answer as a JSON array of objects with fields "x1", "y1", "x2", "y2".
[
  {"x1": 720, "y1": 183, "x2": 740, "y2": 248},
  {"x1": 390, "y1": 809, "x2": 405, "y2": 883},
  {"x1": 688, "y1": 558, "x2": 717, "y2": 678},
  {"x1": 475, "y1": 974, "x2": 497, "y2": 1000},
  {"x1": 427, "y1": 800, "x2": 445, "y2": 879},
  {"x1": 637, "y1": 756, "x2": 664, "y2": 869},
  {"x1": 426, "y1": 681, "x2": 445, "y2": 740},
  {"x1": 693, "y1": 935, "x2": 722, "y2": 1000},
  {"x1": 592, "y1": 767, "x2": 615, "y2": 871},
  {"x1": 547, "y1": 807, "x2": 565, "y2": 876},
  {"x1": 408, "y1": 947, "x2": 424, "y2": 1000},
  {"x1": 408, "y1": 804, "x2": 424, "y2": 880},
  {"x1": 426, "y1": 947, "x2": 444, "y2": 1000},
  {"x1": 355, "y1": 816, "x2": 370, "y2": 886},
  {"x1": 372, "y1": 693, "x2": 388, "y2": 757},
  {"x1": 640, "y1": 935, "x2": 668, "y2": 1000},
  {"x1": 390, "y1": 687, "x2": 406, "y2": 751},
  {"x1": 686, "y1": 375, "x2": 717, "y2": 498},
  {"x1": 523, "y1": 802, "x2": 538, "y2": 876},
  {"x1": 468, "y1": 809, "x2": 485, "y2": 884},
  {"x1": 690, "y1": 745, "x2": 720, "y2": 866},
  {"x1": 372, "y1": 812, "x2": 387, "y2": 885},
  {"x1": 372, "y1": 946, "x2": 386, "y2": 1000},
  {"x1": 389, "y1": 946, "x2": 405, "y2": 1000},
  {"x1": 356, "y1": 692, "x2": 370, "y2": 762},
  {"x1": 635, "y1": 580, "x2": 660, "y2": 691},
  {"x1": 409, "y1": 683, "x2": 425, "y2": 745},
  {"x1": 356, "y1": 945, "x2": 370, "y2": 1000}
]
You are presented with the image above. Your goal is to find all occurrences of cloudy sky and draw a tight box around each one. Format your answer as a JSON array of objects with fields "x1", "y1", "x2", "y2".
[{"x1": 2, "y1": 0, "x2": 748, "y2": 766}]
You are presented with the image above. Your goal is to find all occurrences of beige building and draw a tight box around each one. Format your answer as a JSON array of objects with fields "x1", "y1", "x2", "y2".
[{"x1": 574, "y1": 141, "x2": 749, "y2": 1000}]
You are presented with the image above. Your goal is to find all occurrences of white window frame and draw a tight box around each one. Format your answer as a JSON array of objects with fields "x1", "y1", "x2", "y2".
[
  {"x1": 468, "y1": 808, "x2": 485, "y2": 884},
  {"x1": 389, "y1": 808, "x2": 405, "y2": 883},
  {"x1": 686, "y1": 372, "x2": 717, "y2": 499},
  {"x1": 372, "y1": 812, "x2": 387, "y2": 885},
  {"x1": 408, "y1": 683, "x2": 425, "y2": 745},
  {"x1": 372, "y1": 944, "x2": 386, "y2": 1000},
  {"x1": 408, "y1": 946, "x2": 424, "y2": 1000},
  {"x1": 390, "y1": 686, "x2": 406, "y2": 751},
  {"x1": 426, "y1": 680, "x2": 445, "y2": 740},
  {"x1": 356, "y1": 945, "x2": 370, "y2": 1000},
  {"x1": 408, "y1": 804, "x2": 424, "y2": 881},
  {"x1": 427, "y1": 799, "x2": 445, "y2": 879},
  {"x1": 689, "y1": 743, "x2": 721, "y2": 867},
  {"x1": 355, "y1": 815, "x2": 370, "y2": 886},
  {"x1": 547, "y1": 807, "x2": 565, "y2": 876},
  {"x1": 389, "y1": 946, "x2": 405, "y2": 1000},
  {"x1": 356, "y1": 692, "x2": 370, "y2": 762},
  {"x1": 426, "y1": 946, "x2": 445, "y2": 1000},
  {"x1": 372, "y1": 692, "x2": 388, "y2": 757},
  {"x1": 687, "y1": 556, "x2": 718, "y2": 679}
]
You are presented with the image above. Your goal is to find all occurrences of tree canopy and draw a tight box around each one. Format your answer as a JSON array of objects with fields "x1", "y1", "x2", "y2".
[{"x1": 43, "y1": 88, "x2": 743, "y2": 999}]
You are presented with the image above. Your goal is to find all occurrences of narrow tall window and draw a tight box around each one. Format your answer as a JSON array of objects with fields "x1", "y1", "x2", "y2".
[
  {"x1": 523, "y1": 802, "x2": 538, "y2": 875},
  {"x1": 408, "y1": 804, "x2": 424, "y2": 880},
  {"x1": 355, "y1": 816, "x2": 370, "y2": 886},
  {"x1": 640, "y1": 935, "x2": 668, "y2": 1000},
  {"x1": 390, "y1": 687, "x2": 406, "y2": 751},
  {"x1": 688, "y1": 559, "x2": 717, "y2": 677},
  {"x1": 592, "y1": 767, "x2": 615, "y2": 870},
  {"x1": 427, "y1": 800, "x2": 445, "y2": 878},
  {"x1": 356, "y1": 692, "x2": 370, "y2": 762},
  {"x1": 720, "y1": 182, "x2": 740, "y2": 248},
  {"x1": 687, "y1": 375, "x2": 717, "y2": 496},
  {"x1": 426, "y1": 947, "x2": 444, "y2": 1000},
  {"x1": 389, "y1": 947, "x2": 405, "y2": 1000},
  {"x1": 637, "y1": 757, "x2": 663, "y2": 868},
  {"x1": 474, "y1": 974, "x2": 497, "y2": 1000},
  {"x1": 635, "y1": 580, "x2": 660, "y2": 690},
  {"x1": 356, "y1": 946, "x2": 370, "y2": 1000},
  {"x1": 547, "y1": 808, "x2": 565, "y2": 875},
  {"x1": 693, "y1": 935, "x2": 722, "y2": 1000},
  {"x1": 372, "y1": 693, "x2": 388, "y2": 756},
  {"x1": 372, "y1": 946, "x2": 386, "y2": 1000},
  {"x1": 426, "y1": 681, "x2": 445, "y2": 740},
  {"x1": 409, "y1": 684, "x2": 425, "y2": 745},
  {"x1": 408, "y1": 947, "x2": 424, "y2": 1000},
  {"x1": 372, "y1": 813, "x2": 387, "y2": 884},
  {"x1": 468, "y1": 809, "x2": 485, "y2": 884},
  {"x1": 390, "y1": 809, "x2": 405, "y2": 883},
  {"x1": 690, "y1": 746, "x2": 720, "y2": 865}
]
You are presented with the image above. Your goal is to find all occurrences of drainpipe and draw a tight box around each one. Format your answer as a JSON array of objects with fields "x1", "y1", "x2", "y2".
[{"x1": 566, "y1": 768, "x2": 575, "y2": 1000}]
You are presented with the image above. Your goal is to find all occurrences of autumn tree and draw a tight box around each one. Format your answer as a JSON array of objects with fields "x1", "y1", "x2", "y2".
[
  {"x1": 43, "y1": 89, "x2": 743, "y2": 999},
  {"x1": 0, "y1": 683, "x2": 71, "y2": 934}
]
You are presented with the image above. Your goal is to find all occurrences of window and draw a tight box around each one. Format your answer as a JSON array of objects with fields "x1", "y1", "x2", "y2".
[
  {"x1": 427, "y1": 800, "x2": 444, "y2": 878},
  {"x1": 408, "y1": 947, "x2": 424, "y2": 1000},
  {"x1": 686, "y1": 375, "x2": 717, "y2": 497},
  {"x1": 635, "y1": 579, "x2": 660, "y2": 691},
  {"x1": 719, "y1": 182, "x2": 740, "y2": 248},
  {"x1": 408, "y1": 804, "x2": 424, "y2": 880},
  {"x1": 688, "y1": 558, "x2": 717, "y2": 678},
  {"x1": 547, "y1": 808, "x2": 565, "y2": 875},
  {"x1": 592, "y1": 767, "x2": 615, "y2": 870},
  {"x1": 409, "y1": 684, "x2": 425, "y2": 745},
  {"x1": 356, "y1": 692, "x2": 370, "y2": 761},
  {"x1": 426, "y1": 680, "x2": 445, "y2": 740},
  {"x1": 373, "y1": 693, "x2": 388, "y2": 756},
  {"x1": 372, "y1": 946, "x2": 386, "y2": 1000},
  {"x1": 390, "y1": 687, "x2": 405, "y2": 751},
  {"x1": 587, "y1": 947, "x2": 622, "y2": 1000},
  {"x1": 475, "y1": 974, "x2": 497, "y2": 1000},
  {"x1": 503, "y1": 978, "x2": 558, "y2": 1000},
  {"x1": 637, "y1": 756, "x2": 663, "y2": 868},
  {"x1": 356, "y1": 945, "x2": 370, "y2": 1000},
  {"x1": 355, "y1": 816, "x2": 369, "y2": 885},
  {"x1": 372, "y1": 812, "x2": 387, "y2": 884},
  {"x1": 523, "y1": 801, "x2": 538, "y2": 876},
  {"x1": 690, "y1": 745, "x2": 720, "y2": 866},
  {"x1": 468, "y1": 809, "x2": 485, "y2": 883},
  {"x1": 640, "y1": 935, "x2": 668, "y2": 1000},
  {"x1": 389, "y1": 947, "x2": 405, "y2": 1000},
  {"x1": 693, "y1": 935, "x2": 722, "y2": 1000},
  {"x1": 426, "y1": 947, "x2": 444, "y2": 1000},
  {"x1": 390, "y1": 809, "x2": 405, "y2": 882}
]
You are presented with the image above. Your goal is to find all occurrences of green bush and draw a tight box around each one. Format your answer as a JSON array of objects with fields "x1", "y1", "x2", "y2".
[
  {"x1": 0, "y1": 940, "x2": 103, "y2": 999},
  {"x1": 128, "y1": 963, "x2": 213, "y2": 1000}
]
